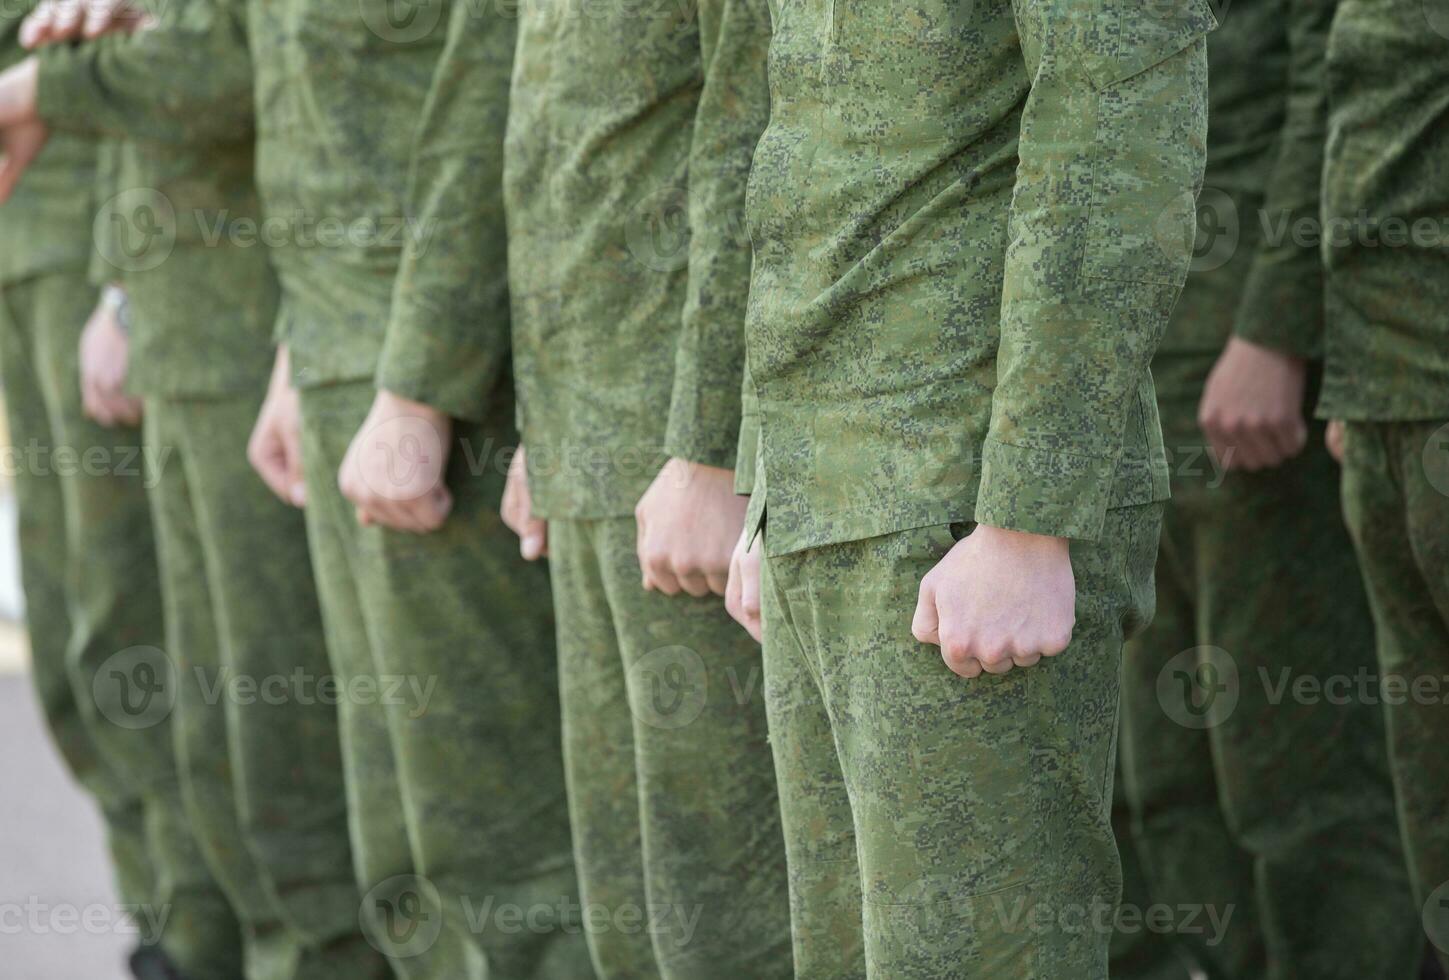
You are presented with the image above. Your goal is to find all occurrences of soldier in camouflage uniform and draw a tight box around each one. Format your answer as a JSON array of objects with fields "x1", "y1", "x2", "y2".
[
  {"x1": 732, "y1": 0, "x2": 1212, "y2": 975},
  {"x1": 0, "y1": 6, "x2": 247, "y2": 978},
  {"x1": 242, "y1": 1, "x2": 587, "y2": 976},
  {"x1": 1318, "y1": 0, "x2": 1449, "y2": 969},
  {"x1": 0, "y1": 0, "x2": 394, "y2": 975},
  {"x1": 1115, "y1": 1, "x2": 1423, "y2": 977},
  {"x1": 499, "y1": 0, "x2": 792, "y2": 976}
]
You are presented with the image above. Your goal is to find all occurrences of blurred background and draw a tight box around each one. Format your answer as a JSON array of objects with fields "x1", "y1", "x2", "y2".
[{"x1": 0, "y1": 409, "x2": 133, "y2": 979}]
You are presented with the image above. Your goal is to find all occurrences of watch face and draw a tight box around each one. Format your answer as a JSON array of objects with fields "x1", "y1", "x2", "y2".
[{"x1": 116, "y1": 299, "x2": 133, "y2": 333}]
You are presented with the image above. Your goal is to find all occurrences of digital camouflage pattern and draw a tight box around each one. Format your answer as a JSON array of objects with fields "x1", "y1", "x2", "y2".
[
  {"x1": 505, "y1": 0, "x2": 773, "y2": 517},
  {"x1": 760, "y1": 505, "x2": 1161, "y2": 978},
  {"x1": 547, "y1": 517, "x2": 790, "y2": 979},
  {"x1": 259, "y1": 2, "x2": 587, "y2": 976},
  {"x1": 1320, "y1": 3, "x2": 1449, "y2": 967},
  {"x1": 1119, "y1": 4, "x2": 1421, "y2": 976},
  {"x1": 1108, "y1": 763, "x2": 1192, "y2": 980},
  {"x1": 0, "y1": 4, "x2": 249, "y2": 970},
  {"x1": 146, "y1": 395, "x2": 391, "y2": 980},
  {"x1": 1317, "y1": 0, "x2": 1449, "y2": 421},
  {"x1": 742, "y1": 0, "x2": 1211, "y2": 556},
  {"x1": 0, "y1": 272, "x2": 246, "y2": 977},
  {"x1": 0, "y1": 4, "x2": 98, "y2": 283},
  {"x1": 297, "y1": 381, "x2": 586, "y2": 980},
  {"x1": 1120, "y1": 357, "x2": 1421, "y2": 980},
  {"x1": 1340, "y1": 420, "x2": 1449, "y2": 973},
  {"x1": 35, "y1": 0, "x2": 276, "y2": 397},
  {"x1": 743, "y1": 3, "x2": 1208, "y2": 975},
  {"x1": 248, "y1": 0, "x2": 450, "y2": 390},
  {"x1": 0, "y1": 0, "x2": 151, "y2": 911},
  {"x1": 34, "y1": 4, "x2": 389, "y2": 975},
  {"x1": 503, "y1": 3, "x2": 790, "y2": 976},
  {"x1": 1158, "y1": 0, "x2": 1331, "y2": 358},
  {"x1": 375, "y1": 0, "x2": 514, "y2": 422}
]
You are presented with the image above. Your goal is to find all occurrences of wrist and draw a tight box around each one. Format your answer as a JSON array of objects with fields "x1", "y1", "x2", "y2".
[
  {"x1": 1226, "y1": 334, "x2": 1306, "y2": 368},
  {"x1": 975, "y1": 523, "x2": 1070, "y2": 555},
  {"x1": 672, "y1": 456, "x2": 731, "y2": 477},
  {"x1": 379, "y1": 388, "x2": 450, "y2": 425},
  {"x1": 270, "y1": 345, "x2": 292, "y2": 390},
  {"x1": 0, "y1": 59, "x2": 40, "y2": 125}
]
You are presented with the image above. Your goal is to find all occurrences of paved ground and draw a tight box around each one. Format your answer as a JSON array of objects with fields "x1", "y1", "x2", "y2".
[
  {"x1": 0, "y1": 411, "x2": 131, "y2": 978},
  {"x1": 0, "y1": 668, "x2": 134, "y2": 979}
]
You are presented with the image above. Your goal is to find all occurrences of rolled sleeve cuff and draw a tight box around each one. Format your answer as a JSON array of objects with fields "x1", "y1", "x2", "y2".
[{"x1": 973, "y1": 437, "x2": 1116, "y2": 541}]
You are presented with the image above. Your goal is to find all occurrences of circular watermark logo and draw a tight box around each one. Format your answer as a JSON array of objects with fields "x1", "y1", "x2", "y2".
[
  {"x1": 625, "y1": 186, "x2": 690, "y2": 273},
  {"x1": 1424, "y1": 880, "x2": 1449, "y2": 954},
  {"x1": 893, "y1": 874, "x2": 971, "y2": 959},
  {"x1": 355, "y1": 414, "x2": 448, "y2": 503},
  {"x1": 1420, "y1": 422, "x2": 1449, "y2": 498},
  {"x1": 1156, "y1": 645, "x2": 1239, "y2": 730},
  {"x1": 1149, "y1": 188, "x2": 1199, "y2": 273},
  {"x1": 94, "y1": 187, "x2": 176, "y2": 273},
  {"x1": 359, "y1": 0, "x2": 444, "y2": 43},
  {"x1": 1425, "y1": 0, "x2": 1449, "y2": 40},
  {"x1": 628, "y1": 645, "x2": 707, "y2": 730},
  {"x1": 361, "y1": 874, "x2": 443, "y2": 959},
  {"x1": 93, "y1": 646, "x2": 176, "y2": 730},
  {"x1": 1159, "y1": 185, "x2": 1241, "y2": 274}
]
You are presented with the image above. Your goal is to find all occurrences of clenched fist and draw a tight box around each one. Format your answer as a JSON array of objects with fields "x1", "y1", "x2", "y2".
[
  {"x1": 338, "y1": 390, "x2": 454, "y2": 533},
  {"x1": 635, "y1": 457, "x2": 746, "y2": 598},
  {"x1": 913, "y1": 524, "x2": 1076, "y2": 679}
]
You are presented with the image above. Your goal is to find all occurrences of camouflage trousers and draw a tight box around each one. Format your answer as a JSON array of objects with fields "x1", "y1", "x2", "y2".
[
  {"x1": 143, "y1": 393, "x2": 389, "y2": 980},
  {"x1": 1109, "y1": 761, "x2": 1192, "y2": 980},
  {"x1": 1119, "y1": 354, "x2": 1420, "y2": 980},
  {"x1": 546, "y1": 516, "x2": 791, "y2": 980},
  {"x1": 297, "y1": 381, "x2": 587, "y2": 980},
  {"x1": 759, "y1": 504, "x2": 1161, "y2": 979},
  {"x1": 1341, "y1": 419, "x2": 1449, "y2": 972},
  {"x1": 0, "y1": 269, "x2": 242, "y2": 977}
]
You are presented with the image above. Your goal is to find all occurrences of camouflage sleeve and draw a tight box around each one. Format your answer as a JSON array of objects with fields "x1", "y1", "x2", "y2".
[
  {"x1": 32, "y1": 0, "x2": 253, "y2": 145},
  {"x1": 733, "y1": 356, "x2": 759, "y2": 495},
  {"x1": 88, "y1": 138, "x2": 122, "y2": 286},
  {"x1": 375, "y1": 0, "x2": 513, "y2": 421},
  {"x1": 1230, "y1": 0, "x2": 1335, "y2": 358},
  {"x1": 661, "y1": 0, "x2": 772, "y2": 470},
  {"x1": 977, "y1": 0, "x2": 1212, "y2": 541},
  {"x1": 0, "y1": 7, "x2": 27, "y2": 71}
]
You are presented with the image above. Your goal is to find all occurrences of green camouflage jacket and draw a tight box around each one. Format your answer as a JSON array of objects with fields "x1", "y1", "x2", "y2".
[
  {"x1": 505, "y1": 0, "x2": 773, "y2": 518},
  {"x1": 0, "y1": 3, "x2": 100, "y2": 285},
  {"x1": 248, "y1": 0, "x2": 450, "y2": 392},
  {"x1": 743, "y1": 0, "x2": 1213, "y2": 555},
  {"x1": 1317, "y1": 0, "x2": 1449, "y2": 421},
  {"x1": 35, "y1": 0, "x2": 277, "y2": 397},
  {"x1": 1160, "y1": 0, "x2": 1334, "y2": 367},
  {"x1": 46, "y1": 0, "x2": 516, "y2": 410},
  {"x1": 374, "y1": 0, "x2": 516, "y2": 422}
]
